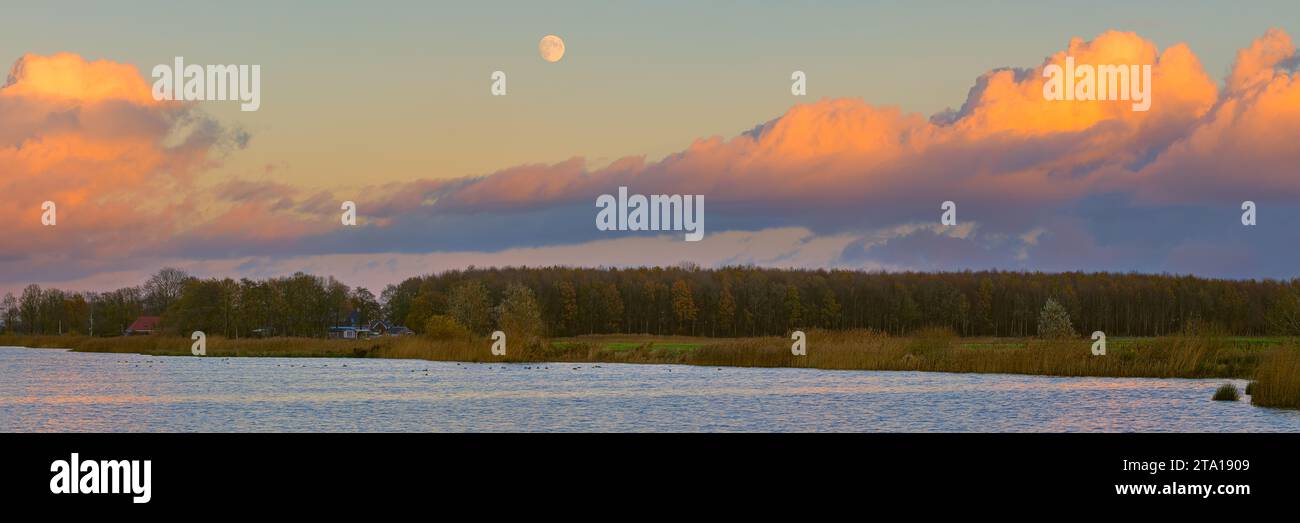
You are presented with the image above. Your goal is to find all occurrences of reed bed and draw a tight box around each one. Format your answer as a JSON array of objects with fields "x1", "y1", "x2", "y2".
[
  {"x1": 1212, "y1": 384, "x2": 1241, "y2": 401},
  {"x1": 1250, "y1": 348, "x2": 1300, "y2": 409},
  {"x1": 686, "y1": 329, "x2": 1269, "y2": 379}
]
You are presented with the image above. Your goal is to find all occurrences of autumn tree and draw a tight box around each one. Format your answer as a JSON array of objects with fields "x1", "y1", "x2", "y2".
[
  {"x1": 783, "y1": 284, "x2": 803, "y2": 331},
  {"x1": 19, "y1": 285, "x2": 41, "y2": 334},
  {"x1": 671, "y1": 279, "x2": 698, "y2": 335},
  {"x1": 1, "y1": 293, "x2": 17, "y2": 333},
  {"x1": 717, "y1": 279, "x2": 736, "y2": 336},
  {"x1": 1267, "y1": 284, "x2": 1300, "y2": 335},
  {"x1": 164, "y1": 279, "x2": 223, "y2": 335},
  {"x1": 448, "y1": 280, "x2": 493, "y2": 335},
  {"x1": 498, "y1": 283, "x2": 545, "y2": 349},
  {"x1": 975, "y1": 278, "x2": 995, "y2": 335},
  {"x1": 555, "y1": 280, "x2": 579, "y2": 336},
  {"x1": 819, "y1": 289, "x2": 841, "y2": 329},
  {"x1": 405, "y1": 281, "x2": 446, "y2": 334},
  {"x1": 598, "y1": 282, "x2": 624, "y2": 333},
  {"x1": 381, "y1": 278, "x2": 422, "y2": 327},
  {"x1": 351, "y1": 287, "x2": 381, "y2": 326},
  {"x1": 424, "y1": 315, "x2": 473, "y2": 341}
]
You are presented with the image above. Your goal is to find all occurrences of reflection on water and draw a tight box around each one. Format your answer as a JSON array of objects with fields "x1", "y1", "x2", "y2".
[{"x1": 1, "y1": 346, "x2": 1298, "y2": 432}]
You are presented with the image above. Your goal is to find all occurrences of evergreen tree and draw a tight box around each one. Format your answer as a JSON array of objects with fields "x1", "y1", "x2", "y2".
[{"x1": 1037, "y1": 297, "x2": 1077, "y2": 339}]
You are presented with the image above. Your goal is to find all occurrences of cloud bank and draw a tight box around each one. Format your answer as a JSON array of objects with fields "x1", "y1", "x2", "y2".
[{"x1": 3, "y1": 30, "x2": 1299, "y2": 294}]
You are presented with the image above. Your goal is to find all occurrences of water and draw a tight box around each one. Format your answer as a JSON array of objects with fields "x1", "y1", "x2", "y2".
[{"x1": 2, "y1": 346, "x2": 1298, "y2": 432}]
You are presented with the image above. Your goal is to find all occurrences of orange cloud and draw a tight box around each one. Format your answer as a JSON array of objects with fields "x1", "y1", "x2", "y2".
[
  {"x1": 951, "y1": 31, "x2": 1216, "y2": 137},
  {"x1": 2, "y1": 52, "x2": 159, "y2": 106},
  {"x1": 4, "y1": 29, "x2": 1300, "y2": 291},
  {"x1": 1227, "y1": 28, "x2": 1296, "y2": 94},
  {"x1": 0, "y1": 52, "x2": 232, "y2": 271},
  {"x1": 1136, "y1": 28, "x2": 1300, "y2": 203}
]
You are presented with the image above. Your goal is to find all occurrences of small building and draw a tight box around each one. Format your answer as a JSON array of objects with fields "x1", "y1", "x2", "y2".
[
  {"x1": 327, "y1": 326, "x2": 359, "y2": 339},
  {"x1": 329, "y1": 310, "x2": 378, "y2": 339},
  {"x1": 126, "y1": 316, "x2": 161, "y2": 336},
  {"x1": 369, "y1": 320, "x2": 414, "y2": 336}
]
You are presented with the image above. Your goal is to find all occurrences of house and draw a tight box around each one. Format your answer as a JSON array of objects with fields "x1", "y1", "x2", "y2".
[
  {"x1": 329, "y1": 310, "x2": 376, "y2": 339},
  {"x1": 327, "y1": 326, "x2": 359, "y2": 339},
  {"x1": 369, "y1": 320, "x2": 414, "y2": 336},
  {"x1": 126, "y1": 316, "x2": 161, "y2": 335}
]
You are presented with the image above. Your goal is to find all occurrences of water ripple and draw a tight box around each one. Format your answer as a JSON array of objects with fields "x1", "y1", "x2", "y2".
[{"x1": 2, "y1": 346, "x2": 1298, "y2": 432}]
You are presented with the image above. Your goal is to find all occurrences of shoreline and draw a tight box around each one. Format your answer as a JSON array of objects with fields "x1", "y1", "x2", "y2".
[
  {"x1": 0, "y1": 331, "x2": 1286, "y2": 376},
  {"x1": 2, "y1": 343, "x2": 1263, "y2": 383},
  {"x1": 0, "y1": 333, "x2": 1289, "y2": 369}
]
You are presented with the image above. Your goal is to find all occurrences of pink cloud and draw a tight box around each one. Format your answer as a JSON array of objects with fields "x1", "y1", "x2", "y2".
[{"x1": 3, "y1": 29, "x2": 1300, "y2": 290}]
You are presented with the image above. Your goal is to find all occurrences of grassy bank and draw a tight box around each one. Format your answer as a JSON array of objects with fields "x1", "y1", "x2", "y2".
[
  {"x1": 5, "y1": 331, "x2": 1298, "y2": 408},
  {"x1": 0, "y1": 334, "x2": 384, "y2": 358}
]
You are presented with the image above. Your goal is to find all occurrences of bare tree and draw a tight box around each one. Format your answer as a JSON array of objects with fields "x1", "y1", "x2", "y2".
[{"x1": 144, "y1": 267, "x2": 192, "y2": 314}]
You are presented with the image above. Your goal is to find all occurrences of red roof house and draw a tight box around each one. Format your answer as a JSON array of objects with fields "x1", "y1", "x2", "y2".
[{"x1": 126, "y1": 316, "x2": 161, "y2": 335}]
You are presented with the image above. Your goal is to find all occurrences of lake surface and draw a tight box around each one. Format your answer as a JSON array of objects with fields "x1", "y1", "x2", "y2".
[{"x1": 2, "y1": 346, "x2": 1298, "y2": 432}]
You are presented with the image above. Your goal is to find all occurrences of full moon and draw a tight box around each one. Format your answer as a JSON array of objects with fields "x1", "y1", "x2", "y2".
[{"x1": 539, "y1": 35, "x2": 565, "y2": 62}]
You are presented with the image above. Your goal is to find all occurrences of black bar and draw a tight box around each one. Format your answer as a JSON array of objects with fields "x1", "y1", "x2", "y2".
[{"x1": 3, "y1": 433, "x2": 1293, "y2": 512}]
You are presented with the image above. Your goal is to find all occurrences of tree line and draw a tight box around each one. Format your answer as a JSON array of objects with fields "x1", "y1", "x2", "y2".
[
  {"x1": 0, "y1": 269, "x2": 381, "y2": 338},
  {"x1": 4, "y1": 265, "x2": 1300, "y2": 338},
  {"x1": 386, "y1": 265, "x2": 1300, "y2": 338}
]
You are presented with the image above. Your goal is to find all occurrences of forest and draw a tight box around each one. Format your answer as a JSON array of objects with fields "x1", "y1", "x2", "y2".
[{"x1": 4, "y1": 265, "x2": 1300, "y2": 339}]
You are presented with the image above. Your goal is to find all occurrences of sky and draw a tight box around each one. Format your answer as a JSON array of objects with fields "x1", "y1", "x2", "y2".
[{"x1": 1, "y1": 0, "x2": 1299, "y2": 295}]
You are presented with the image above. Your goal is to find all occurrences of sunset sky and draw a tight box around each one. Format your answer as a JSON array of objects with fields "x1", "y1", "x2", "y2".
[{"x1": 2, "y1": 1, "x2": 1299, "y2": 295}]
